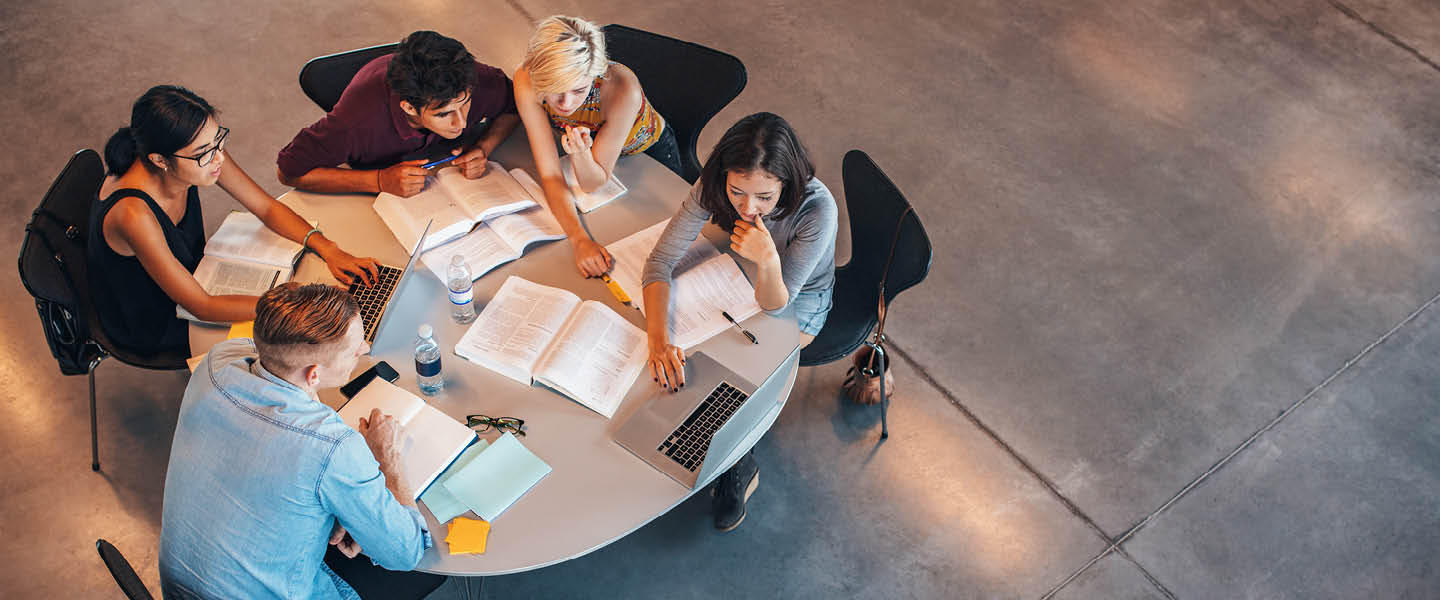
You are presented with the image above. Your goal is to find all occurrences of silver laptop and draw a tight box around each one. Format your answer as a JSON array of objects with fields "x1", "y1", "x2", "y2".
[
  {"x1": 614, "y1": 347, "x2": 799, "y2": 489},
  {"x1": 347, "y1": 220, "x2": 431, "y2": 344}
]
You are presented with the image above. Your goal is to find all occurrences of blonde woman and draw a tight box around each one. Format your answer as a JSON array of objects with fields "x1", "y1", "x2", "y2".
[{"x1": 514, "y1": 15, "x2": 680, "y2": 277}]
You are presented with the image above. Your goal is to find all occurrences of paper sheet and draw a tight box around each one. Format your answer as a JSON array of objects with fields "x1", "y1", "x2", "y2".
[{"x1": 445, "y1": 517, "x2": 491, "y2": 555}]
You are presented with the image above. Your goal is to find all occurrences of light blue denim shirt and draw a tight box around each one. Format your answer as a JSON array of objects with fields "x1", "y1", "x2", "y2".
[{"x1": 160, "y1": 339, "x2": 431, "y2": 599}]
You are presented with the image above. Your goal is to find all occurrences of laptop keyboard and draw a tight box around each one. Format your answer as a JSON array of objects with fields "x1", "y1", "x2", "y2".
[
  {"x1": 657, "y1": 381, "x2": 749, "y2": 472},
  {"x1": 347, "y1": 264, "x2": 402, "y2": 342}
]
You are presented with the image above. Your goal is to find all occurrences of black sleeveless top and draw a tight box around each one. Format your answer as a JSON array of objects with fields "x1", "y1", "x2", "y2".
[{"x1": 88, "y1": 187, "x2": 205, "y2": 355}]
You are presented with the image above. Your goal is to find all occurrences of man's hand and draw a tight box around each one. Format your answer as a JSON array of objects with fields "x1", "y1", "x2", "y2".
[
  {"x1": 378, "y1": 160, "x2": 428, "y2": 197},
  {"x1": 451, "y1": 145, "x2": 490, "y2": 179},
  {"x1": 329, "y1": 522, "x2": 362, "y2": 559},
  {"x1": 730, "y1": 217, "x2": 779, "y2": 265},
  {"x1": 571, "y1": 236, "x2": 614, "y2": 278},
  {"x1": 357, "y1": 408, "x2": 403, "y2": 467}
]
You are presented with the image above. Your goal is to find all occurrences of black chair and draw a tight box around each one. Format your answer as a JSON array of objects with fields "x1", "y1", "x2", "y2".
[
  {"x1": 299, "y1": 43, "x2": 400, "y2": 113},
  {"x1": 18, "y1": 149, "x2": 188, "y2": 471},
  {"x1": 96, "y1": 539, "x2": 155, "y2": 600},
  {"x1": 603, "y1": 24, "x2": 747, "y2": 183},
  {"x1": 799, "y1": 150, "x2": 933, "y2": 437}
]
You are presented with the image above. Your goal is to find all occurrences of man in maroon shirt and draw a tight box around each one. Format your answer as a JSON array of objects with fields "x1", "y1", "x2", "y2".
[{"x1": 277, "y1": 31, "x2": 520, "y2": 197}]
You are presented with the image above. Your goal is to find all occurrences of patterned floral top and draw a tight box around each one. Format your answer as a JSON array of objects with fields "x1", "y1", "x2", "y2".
[{"x1": 544, "y1": 67, "x2": 666, "y2": 155}]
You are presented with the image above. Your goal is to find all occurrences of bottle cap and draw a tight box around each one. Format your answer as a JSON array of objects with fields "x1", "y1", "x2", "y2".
[
  {"x1": 451, "y1": 255, "x2": 465, "y2": 265},
  {"x1": 418, "y1": 323, "x2": 434, "y2": 338}
]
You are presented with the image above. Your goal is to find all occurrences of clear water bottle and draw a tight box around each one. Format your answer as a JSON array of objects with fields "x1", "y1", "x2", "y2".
[
  {"x1": 415, "y1": 324, "x2": 443, "y2": 396},
  {"x1": 448, "y1": 255, "x2": 476, "y2": 324}
]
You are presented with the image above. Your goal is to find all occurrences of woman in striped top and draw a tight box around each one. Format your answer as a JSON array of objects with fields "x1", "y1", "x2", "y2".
[{"x1": 514, "y1": 15, "x2": 681, "y2": 277}]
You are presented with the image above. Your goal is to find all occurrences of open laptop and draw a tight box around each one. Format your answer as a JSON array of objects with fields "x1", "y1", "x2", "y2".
[
  {"x1": 614, "y1": 347, "x2": 799, "y2": 489},
  {"x1": 347, "y1": 220, "x2": 431, "y2": 344}
]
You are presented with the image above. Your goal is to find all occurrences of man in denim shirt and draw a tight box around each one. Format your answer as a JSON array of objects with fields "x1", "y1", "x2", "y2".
[{"x1": 160, "y1": 283, "x2": 442, "y2": 599}]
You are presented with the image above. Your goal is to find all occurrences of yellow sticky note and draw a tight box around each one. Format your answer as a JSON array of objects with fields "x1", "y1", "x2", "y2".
[
  {"x1": 227, "y1": 321, "x2": 254, "y2": 340},
  {"x1": 445, "y1": 517, "x2": 490, "y2": 555}
]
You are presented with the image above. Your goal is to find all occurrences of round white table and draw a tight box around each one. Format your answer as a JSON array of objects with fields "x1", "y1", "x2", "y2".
[{"x1": 191, "y1": 137, "x2": 802, "y2": 575}]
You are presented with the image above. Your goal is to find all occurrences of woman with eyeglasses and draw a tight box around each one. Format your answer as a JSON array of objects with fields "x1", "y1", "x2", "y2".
[{"x1": 90, "y1": 85, "x2": 380, "y2": 356}]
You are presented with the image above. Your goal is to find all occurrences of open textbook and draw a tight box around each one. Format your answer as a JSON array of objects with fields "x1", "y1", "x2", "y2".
[
  {"x1": 420, "y1": 205, "x2": 565, "y2": 282},
  {"x1": 374, "y1": 161, "x2": 543, "y2": 254},
  {"x1": 178, "y1": 212, "x2": 312, "y2": 322},
  {"x1": 606, "y1": 219, "x2": 763, "y2": 349},
  {"x1": 454, "y1": 276, "x2": 648, "y2": 418},
  {"x1": 561, "y1": 154, "x2": 627, "y2": 213},
  {"x1": 337, "y1": 379, "x2": 477, "y2": 500}
]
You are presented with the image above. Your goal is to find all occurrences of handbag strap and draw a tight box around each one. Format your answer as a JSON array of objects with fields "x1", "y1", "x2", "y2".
[{"x1": 871, "y1": 206, "x2": 914, "y2": 343}]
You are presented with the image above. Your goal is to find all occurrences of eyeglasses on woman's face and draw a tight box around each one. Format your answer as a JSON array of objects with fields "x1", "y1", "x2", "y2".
[{"x1": 171, "y1": 126, "x2": 229, "y2": 167}]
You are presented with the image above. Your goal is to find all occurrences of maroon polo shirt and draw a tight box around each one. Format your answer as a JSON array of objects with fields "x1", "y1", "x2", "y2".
[{"x1": 277, "y1": 54, "x2": 517, "y2": 178}]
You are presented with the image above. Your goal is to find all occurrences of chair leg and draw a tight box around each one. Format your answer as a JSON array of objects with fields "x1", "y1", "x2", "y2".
[
  {"x1": 88, "y1": 357, "x2": 102, "y2": 471},
  {"x1": 874, "y1": 345, "x2": 889, "y2": 439}
]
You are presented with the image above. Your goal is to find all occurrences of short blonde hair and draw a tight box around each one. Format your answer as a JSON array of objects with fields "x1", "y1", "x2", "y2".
[
  {"x1": 253, "y1": 283, "x2": 359, "y2": 373},
  {"x1": 521, "y1": 15, "x2": 609, "y2": 95}
]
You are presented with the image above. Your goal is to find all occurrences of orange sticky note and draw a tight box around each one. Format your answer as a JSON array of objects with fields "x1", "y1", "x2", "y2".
[
  {"x1": 227, "y1": 321, "x2": 254, "y2": 340},
  {"x1": 445, "y1": 517, "x2": 490, "y2": 555}
]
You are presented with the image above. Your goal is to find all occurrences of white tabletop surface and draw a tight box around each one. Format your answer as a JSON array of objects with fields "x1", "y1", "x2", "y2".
[{"x1": 190, "y1": 136, "x2": 801, "y2": 576}]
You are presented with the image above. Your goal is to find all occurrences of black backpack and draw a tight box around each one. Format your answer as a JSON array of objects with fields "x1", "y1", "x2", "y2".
[{"x1": 18, "y1": 150, "x2": 106, "y2": 375}]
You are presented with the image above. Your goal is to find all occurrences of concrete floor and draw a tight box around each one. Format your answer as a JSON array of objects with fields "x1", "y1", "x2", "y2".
[{"x1": 2, "y1": 0, "x2": 1438, "y2": 598}]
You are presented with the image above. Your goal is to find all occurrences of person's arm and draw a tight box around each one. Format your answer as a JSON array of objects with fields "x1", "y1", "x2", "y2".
[
  {"x1": 277, "y1": 162, "x2": 428, "y2": 198},
  {"x1": 319, "y1": 411, "x2": 429, "y2": 571},
  {"x1": 732, "y1": 217, "x2": 789, "y2": 311},
  {"x1": 276, "y1": 111, "x2": 429, "y2": 197},
  {"x1": 640, "y1": 190, "x2": 710, "y2": 389},
  {"x1": 218, "y1": 152, "x2": 379, "y2": 285},
  {"x1": 564, "y1": 66, "x2": 644, "y2": 192},
  {"x1": 751, "y1": 184, "x2": 840, "y2": 314},
  {"x1": 104, "y1": 197, "x2": 257, "y2": 323},
  {"x1": 514, "y1": 67, "x2": 613, "y2": 277}
]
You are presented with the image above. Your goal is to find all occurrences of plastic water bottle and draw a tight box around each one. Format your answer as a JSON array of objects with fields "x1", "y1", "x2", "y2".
[
  {"x1": 415, "y1": 324, "x2": 443, "y2": 396},
  {"x1": 447, "y1": 255, "x2": 476, "y2": 324}
]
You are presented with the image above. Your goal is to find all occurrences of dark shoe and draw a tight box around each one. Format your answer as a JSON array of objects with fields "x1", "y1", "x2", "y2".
[{"x1": 712, "y1": 452, "x2": 759, "y2": 532}]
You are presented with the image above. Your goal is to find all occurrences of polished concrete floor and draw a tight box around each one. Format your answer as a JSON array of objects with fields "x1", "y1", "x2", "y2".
[{"x1": 3, "y1": 0, "x2": 1439, "y2": 598}]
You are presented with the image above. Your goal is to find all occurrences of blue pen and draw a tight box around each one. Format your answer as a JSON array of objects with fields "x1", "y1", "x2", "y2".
[{"x1": 421, "y1": 154, "x2": 458, "y2": 170}]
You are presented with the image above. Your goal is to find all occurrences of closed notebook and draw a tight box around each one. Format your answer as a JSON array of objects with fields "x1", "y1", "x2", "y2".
[
  {"x1": 419, "y1": 439, "x2": 491, "y2": 524},
  {"x1": 441, "y1": 432, "x2": 551, "y2": 522}
]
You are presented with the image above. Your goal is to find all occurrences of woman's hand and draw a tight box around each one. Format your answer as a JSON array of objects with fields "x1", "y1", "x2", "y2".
[
  {"x1": 648, "y1": 336, "x2": 686, "y2": 391},
  {"x1": 571, "y1": 236, "x2": 614, "y2": 277},
  {"x1": 318, "y1": 246, "x2": 380, "y2": 286},
  {"x1": 559, "y1": 125, "x2": 595, "y2": 158},
  {"x1": 730, "y1": 217, "x2": 779, "y2": 265}
]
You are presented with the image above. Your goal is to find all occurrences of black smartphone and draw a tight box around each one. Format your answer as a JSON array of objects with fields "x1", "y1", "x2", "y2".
[{"x1": 340, "y1": 361, "x2": 400, "y2": 399}]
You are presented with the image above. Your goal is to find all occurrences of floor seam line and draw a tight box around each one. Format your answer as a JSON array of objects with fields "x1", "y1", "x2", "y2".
[
  {"x1": 1110, "y1": 287, "x2": 1440, "y2": 550},
  {"x1": 1328, "y1": 0, "x2": 1440, "y2": 74},
  {"x1": 883, "y1": 339, "x2": 1120, "y2": 574},
  {"x1": 1113, "y1": 547, "x2": 1179, "y2": 600}
]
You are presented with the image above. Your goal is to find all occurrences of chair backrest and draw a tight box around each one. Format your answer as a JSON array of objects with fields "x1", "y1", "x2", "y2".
[
  {"x1": 18, "y1": 149, "x2": 106, "y2": 375},
  {"x1": 298, "y1": 43, "x2": 399, "y2": 113},
  {"x1": 603, "y1": 24, "x2": 747, "y2": 183},
  {"x1": 840, "y1": 150, "x2": 932, "y2": 308},
  {"x1": 799, "y1": 150, "x2": 932, "y2": 366},
  {"x1": 96, "y1": 539, "x2": 155, "y2": 600}
]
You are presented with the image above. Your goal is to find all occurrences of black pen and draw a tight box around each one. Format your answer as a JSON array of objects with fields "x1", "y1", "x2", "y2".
[{"x1": 721, "y1": 311, "x2": 758, "y2": 344}]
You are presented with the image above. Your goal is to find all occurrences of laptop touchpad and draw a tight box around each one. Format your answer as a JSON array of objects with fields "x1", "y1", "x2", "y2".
[{"x1": 653, "y1": 389, "x2": 696, "y2": 424}]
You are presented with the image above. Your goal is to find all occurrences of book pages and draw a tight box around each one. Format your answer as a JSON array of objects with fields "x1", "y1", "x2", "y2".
[
  {"x1": 204, "y1": 211, "x2": 309, "y2": 267},
  {"x1": 454, "y1": 276, "x2": 580, "y2": 385},
  {"x1": 533, "y1": 301, "x2": 648, "y2": 418}
]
